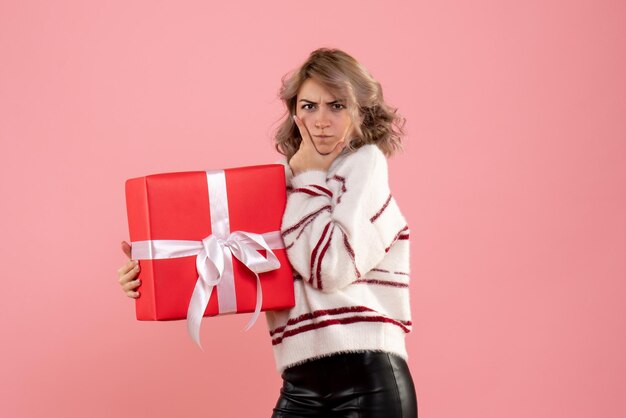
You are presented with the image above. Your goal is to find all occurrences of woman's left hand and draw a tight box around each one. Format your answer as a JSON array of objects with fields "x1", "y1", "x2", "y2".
[{"x1": 289, "y1": 114, "x2": 348, "y2": 176}]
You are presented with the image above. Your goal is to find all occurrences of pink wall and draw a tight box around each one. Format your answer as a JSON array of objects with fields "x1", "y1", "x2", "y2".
[{"x1": 1, "y1": 1, "x2": 625, "y2": 417}]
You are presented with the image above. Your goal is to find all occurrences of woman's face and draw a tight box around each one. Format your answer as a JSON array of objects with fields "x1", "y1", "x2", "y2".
[{"x1": 295, "y1": 78, "x2": 353, "y2": 155}]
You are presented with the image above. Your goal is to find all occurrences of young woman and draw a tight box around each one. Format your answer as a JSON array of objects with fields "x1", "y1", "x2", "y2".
[{"x1": 118, "y1": 48, "x2": 417, "y2": 418}]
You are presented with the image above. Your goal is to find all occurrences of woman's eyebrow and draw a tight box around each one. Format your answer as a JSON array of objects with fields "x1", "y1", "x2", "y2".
[{"x1": 298, "y1": 99, "x2": 345, "y2": 104}]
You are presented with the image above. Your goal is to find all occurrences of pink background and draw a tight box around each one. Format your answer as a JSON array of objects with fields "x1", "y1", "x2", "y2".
[{"x1": 1, "y1": 1, "x2": 625, "y2": 417}]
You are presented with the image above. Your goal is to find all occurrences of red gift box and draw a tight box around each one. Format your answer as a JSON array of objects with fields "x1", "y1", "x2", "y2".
[{"x1": 125, "y1": 164, "x2": 295, "y2": 346}]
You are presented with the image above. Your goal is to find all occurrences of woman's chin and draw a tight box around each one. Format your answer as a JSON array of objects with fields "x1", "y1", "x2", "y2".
[{"x1": 314, "y1": 142, "x2": 339, "y2": 155}]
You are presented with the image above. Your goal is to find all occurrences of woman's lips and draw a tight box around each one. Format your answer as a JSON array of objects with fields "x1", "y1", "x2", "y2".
[{"x1": 311, "y1": 136, "x2": 337, "y2": 154}]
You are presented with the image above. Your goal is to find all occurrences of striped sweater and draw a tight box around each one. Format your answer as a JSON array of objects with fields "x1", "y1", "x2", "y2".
[{"x1": 265, "y1": 144, "x2": 412, "y2": 373}]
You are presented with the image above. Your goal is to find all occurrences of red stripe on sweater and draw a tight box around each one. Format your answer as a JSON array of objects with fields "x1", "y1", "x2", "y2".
[
  {"x1": 310, "y1": 184, "x2": 333, "y2": 197},
  {"x1": 370, "y1": 268, "x2": 409, "y2": 276},
  {"x1": 282, "y1": 205, "x2": 331, "y2": 237},
  {"x1": 294, "y1": 210, "x2": 325, "y2": 241},
  {"x1": 269, "y1": 306, "x2": 378, "y2": 336},
  {"x1": 310, "y1": 222, "x2": 331, "y2": 286},
  {"x1": 269, "y1": 306, "x2": 412, "y2": 337},
  {"x1": 328, "y1": 174, "x2": 346, "y2": 189},
  {"x1": 353, "y1": 279, "x2": 409, "y2": 288},
  {"x1": 271, "y1": 315, "x2": 411, "y2": 345},
  {"x1": 316, "y1": 225, "x2": 334, "y2": 289},
  {"x1": 327, "y1": 175, "x2": 347, "y2": 204},
  {"x1": 339, "y1": 226, "x2": 361, "y2": 279},
  {"x1": 291, "y1": 188, "x2": 326, "y2": 197},
  {"x1": 370, "y1": 193, "x2": 392, "y2": 223},
  {"x1": 385, "y1": 225, "x2": 409, "y2": 253}
]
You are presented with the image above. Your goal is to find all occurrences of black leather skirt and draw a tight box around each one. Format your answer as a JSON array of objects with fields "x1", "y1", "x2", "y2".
[{"x1": 271, "y1": 351, "x2": 418, "y2": 418}]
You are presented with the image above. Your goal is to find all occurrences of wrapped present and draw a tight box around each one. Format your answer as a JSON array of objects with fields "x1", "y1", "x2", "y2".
[{"x1": 125, "y1": 164, "x2": 295, "y2": 348}]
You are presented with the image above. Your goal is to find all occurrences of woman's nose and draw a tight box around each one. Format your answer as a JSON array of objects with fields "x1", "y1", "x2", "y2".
[{"x1": 315, "y1": 118, "x2": 330, "y2": 129}]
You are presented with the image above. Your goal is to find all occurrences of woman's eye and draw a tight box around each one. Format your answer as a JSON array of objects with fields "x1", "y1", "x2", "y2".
[
  {"x1": 332, "y1": 103, "x2": 346, "y2": 110},
  {"x1": 301, "y1": 104, "x2": 315, "y2": 110}
]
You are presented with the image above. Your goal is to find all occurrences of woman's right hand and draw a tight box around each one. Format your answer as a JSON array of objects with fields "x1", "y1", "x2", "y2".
[
  {"x1": 118, "y1": 240, "x2": 141, "y2": 299},
  {"x1": 289, "y1": 114, "x2": 347, "y2": 176}
]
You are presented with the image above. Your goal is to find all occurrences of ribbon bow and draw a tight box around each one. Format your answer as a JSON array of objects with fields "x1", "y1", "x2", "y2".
[{"x1": 187, "y1": 230, "x2": 282, "y2": 349}]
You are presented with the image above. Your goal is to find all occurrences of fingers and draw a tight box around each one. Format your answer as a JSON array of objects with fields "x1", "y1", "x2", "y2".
[
  {"x1": 122, "y1": 276, "x2": 141, "y2": 292},
  {"x1": 117, "y1": 259, "x2": 137, "y2": 277},
  {"x1": 119, "y1": 241, "x2": 139, "y2": 297},
  {"x1": 331, "y1": 139, "x2": 346, "y2": 156},
  {"x1": 292, "y1": 115, "x2": 313, "y2": 149},
  {"x1": 327, "y1": 120, "x2": 351, "y2": 157},
  {"x1": 118, "y1": 263, "x2": 139, "y2": 286},
  {"x1": 118, "y1": 259, "x2": 141, "y2": 298},
  {"x1": 293, "y1": 114, "x2": 327, "y2": 157},
  {"x1": 121, "y1": 241, "x2": 132, "y2": 259}
]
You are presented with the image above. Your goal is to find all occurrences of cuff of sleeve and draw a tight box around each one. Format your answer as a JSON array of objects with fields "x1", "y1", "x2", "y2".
[
  {"x1": 274, "y1": 157, "x2": 293, "y2": 186},
  {"x1": 290, "y1": 170, "x2": 327, "y2": 188}
]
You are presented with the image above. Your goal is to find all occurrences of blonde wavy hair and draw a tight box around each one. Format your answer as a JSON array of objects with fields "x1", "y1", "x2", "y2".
[{"x1": 274, "y1": 48, "x2": 406, "y2": 161}]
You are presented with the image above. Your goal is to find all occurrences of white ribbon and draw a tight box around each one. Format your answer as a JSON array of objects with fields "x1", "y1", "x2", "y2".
[{"x1": 130, "y1": 170, "x2": 284, "y2": 349}]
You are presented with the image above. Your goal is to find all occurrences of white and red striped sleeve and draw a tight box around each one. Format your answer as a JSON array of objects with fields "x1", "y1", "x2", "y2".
[{"x1": 280, "y1": 145, "x2": 407, "y2": 293}]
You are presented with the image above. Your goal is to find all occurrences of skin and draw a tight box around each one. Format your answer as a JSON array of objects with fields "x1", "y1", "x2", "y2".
[
  {"x1": 289, "y1": 77, "x2": 354, "y2": 175},
  {"x1": 118, "y1": 77, "x2": 357, "y2": 298},
  {"x1": 118, "y1": 241, "x2": 140, "y2": 298}
]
